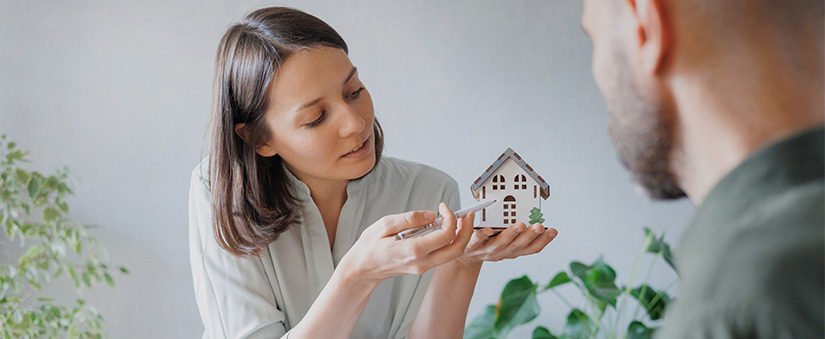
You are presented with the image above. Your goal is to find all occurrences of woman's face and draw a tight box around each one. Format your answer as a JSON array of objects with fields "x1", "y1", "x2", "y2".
[{"x1": 254, "y1": 46, "x2": 376, "y2": 187}]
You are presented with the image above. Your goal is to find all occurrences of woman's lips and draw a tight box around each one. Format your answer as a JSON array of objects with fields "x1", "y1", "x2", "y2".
[{"x1": 342, "y1": 137, "x2": 370, "y2": 158}]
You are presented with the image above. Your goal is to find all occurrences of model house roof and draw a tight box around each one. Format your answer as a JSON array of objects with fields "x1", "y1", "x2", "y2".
[{"x1": 471, "y1": 147, "x2": 550, "y2": 199}]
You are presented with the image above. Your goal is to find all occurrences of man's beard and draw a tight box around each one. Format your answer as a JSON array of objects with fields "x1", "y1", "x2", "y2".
[{"x1": 605, "y1": 53, "x2": 687, "y2": 200}]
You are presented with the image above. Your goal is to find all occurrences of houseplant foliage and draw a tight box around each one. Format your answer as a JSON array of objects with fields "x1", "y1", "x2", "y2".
[
  {"x1": 0, "y1": 135, "x2": 127, "y2": 338},
  {"x1": 465, "y1": 228, "x2": 676, "y2": 339}
]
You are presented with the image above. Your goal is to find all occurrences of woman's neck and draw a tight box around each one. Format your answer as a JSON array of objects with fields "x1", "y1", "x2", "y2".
[{"x1": 305, "y1": 179, "x2": 348, "y2": 251}]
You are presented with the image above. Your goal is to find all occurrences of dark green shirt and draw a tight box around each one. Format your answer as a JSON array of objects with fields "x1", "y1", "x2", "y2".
[{"x1": 658, "y1": 127, "x2": 824, "y2": 339}]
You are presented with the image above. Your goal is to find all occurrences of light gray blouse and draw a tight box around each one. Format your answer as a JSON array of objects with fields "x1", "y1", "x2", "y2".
[{"x1": 189, "y1": 157, "x2": 460, "y2": 338}]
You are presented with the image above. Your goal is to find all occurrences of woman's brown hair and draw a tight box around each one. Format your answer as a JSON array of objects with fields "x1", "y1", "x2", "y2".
[{"x1": 208, "y1": 7, "x2": 384, "y2": 257}]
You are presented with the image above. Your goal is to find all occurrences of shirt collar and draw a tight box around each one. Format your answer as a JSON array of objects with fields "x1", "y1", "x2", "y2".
[{"x1": 280, "y1": 160, "x2": 378, "y2": 199}]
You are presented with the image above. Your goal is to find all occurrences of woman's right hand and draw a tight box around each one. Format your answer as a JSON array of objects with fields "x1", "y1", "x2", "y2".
[{"x1": 340, "y1": 202, "x2": 475, "y2": 284}]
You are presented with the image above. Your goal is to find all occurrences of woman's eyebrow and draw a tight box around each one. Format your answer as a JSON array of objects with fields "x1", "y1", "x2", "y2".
[
  {"x1": 343, "y1": 67, "x2": 357, "y2": 85},
  {"x1": 294, "y1": 67, "x2": 358, "y2": 113},
  {"x1": 296, "y1": 98, "x2": 323, "y2": 113}
]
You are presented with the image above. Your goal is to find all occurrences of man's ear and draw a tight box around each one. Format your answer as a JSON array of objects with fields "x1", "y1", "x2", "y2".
[
  {"x1": 628, "y1": 0, "x2": 671, "y2": 75},
  {"x1": 234, "y1": 123, "x2": 278, "y2": 157}
]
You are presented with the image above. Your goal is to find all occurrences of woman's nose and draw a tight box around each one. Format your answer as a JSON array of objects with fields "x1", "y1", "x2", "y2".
[{"x1": 337, "y1": 103, "x2": 366, "y2": 138}]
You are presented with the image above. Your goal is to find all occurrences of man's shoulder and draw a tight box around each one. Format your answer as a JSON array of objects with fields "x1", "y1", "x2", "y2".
[
  {"x1": 667, "y1": 180, "x2": 824, "y2": 338},
  {"x1": 684, "y1": 177, "x2": 823, "y2": 298}
]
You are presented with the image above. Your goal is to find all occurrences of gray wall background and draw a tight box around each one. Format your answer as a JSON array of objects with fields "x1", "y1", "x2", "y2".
[{"x1": 1, "y1": 0, "x2": 694, "y2": 337}]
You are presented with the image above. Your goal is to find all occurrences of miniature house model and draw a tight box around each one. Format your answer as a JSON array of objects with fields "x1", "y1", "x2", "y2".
[{"x1": 471, "y1": 148, "x2": 550, "y2": 227}]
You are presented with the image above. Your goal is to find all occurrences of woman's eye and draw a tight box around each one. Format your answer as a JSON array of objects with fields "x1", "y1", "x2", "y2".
[
  {"x1": 305, "y1": 111, "x2": 326, "y2": 128},
  {"x1": 349, "y1": 87, "x2": 365, "y2": 100}
]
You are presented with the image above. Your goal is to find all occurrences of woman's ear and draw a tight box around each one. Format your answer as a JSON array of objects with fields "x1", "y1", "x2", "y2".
[{"x1": 234, "y1": 123, "x2": 278, "y2": 157}]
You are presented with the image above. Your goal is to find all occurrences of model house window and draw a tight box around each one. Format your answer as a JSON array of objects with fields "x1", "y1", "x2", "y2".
[
  {"x1": 492, "y1": 175, "x2": 505, "y2": 190},
  {"x1": 514, "y1": 174, "x2": 527, "y2": 190}
]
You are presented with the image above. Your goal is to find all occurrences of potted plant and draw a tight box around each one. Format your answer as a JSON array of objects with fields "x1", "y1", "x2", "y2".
[
  {"x1": 465, "y1": 228, "x2": 676, "y2": 339},
  {"x1": 0, "y1": 135, "x2": 127, "y2": 338}
]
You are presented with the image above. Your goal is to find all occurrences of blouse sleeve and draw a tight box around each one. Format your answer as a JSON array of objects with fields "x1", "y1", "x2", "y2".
[
  {"x1": 443, "y1": 178, "x2": 461, "y2": 212},
  {"x1": 188, "y1": 167, "x2": 289, "y2": 339},
  {"x1": 393, "y1": 170, "x2": 461, "y2": 338}
]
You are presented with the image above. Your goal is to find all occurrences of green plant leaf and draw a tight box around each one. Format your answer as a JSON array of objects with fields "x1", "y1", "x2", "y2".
[
  {"x1": 562, "y1": 309, "x2": 593, "y2": 338},
  {"x1": 589, "y1": 257, "x2": 616, "y2": 281},
  {"x1": 14, "y1": 168, "x2": 29, "y2": 184},
  {"x1": 627, "y1": 321, "x2": 657, "y2": 339},
  {"x1": 464, "y1": 305, "x2": 497, "y2": 339},
  {"x1": 630, "y1": 284, "x2": 671, "y2": 320},
  {"x1": 104, "y1": 273, "x2": 114, "y2": 288},
  {"x1": 43, "y1": 208, "x2": 59, "y2": 224},
  {"x1": 5, "y1": 149, "x2": 28, "y2": 163},
  {"x1": 67, "y1": 265, "x2": 79, "y2": 287},
  {"x1": 643, "y1": 228, "x2": 676, "y2": 272},
  {"x1": 532, "y1": 326, "x2": 558, "y2": 339},
  {"x1": 12, "y1": 309, "x2": 23, "y2": 323},
  {"x1": 44, "y1": 305, "x2": 61, "y2": 322},
  {"x1": 545, "y1": 272, "x2": 572, "y2": 289},
  {"x1": 45, "y1": 176, "x2": 60, "y2": 191},
  {"x1": 569, "y1": 262, "x2": 588, "y2": 280},
  {"x1": 583, "y1": 268, "x2": 621, "y2": 307},
  {"x1": 571, "y1": 257, "x2": 621, "y2": 308},
  {"x1": 27, "y1": 177, "x2": 40, "y2": 199},
  {"x1": 119, "y1": 266, "x2": 130, "y2": 274},
  {"x1": 0, "y1": 280, "x2": 8, "y2": 300},
  {"x1": 494, "y1": 275, "x2": 540, "y2": 337},
  {"x1": 56, "y1": 200, "x2": 69, "y2": 213}
]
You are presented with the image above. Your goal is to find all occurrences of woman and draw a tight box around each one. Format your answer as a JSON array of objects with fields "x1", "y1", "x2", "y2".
[{"x1": 189, "y1": 7, "x2": 558, "y2": 338}]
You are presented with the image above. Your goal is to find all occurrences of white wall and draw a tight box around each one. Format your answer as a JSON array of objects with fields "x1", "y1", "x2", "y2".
[{"x1": 0, "y1": 0, "x2": 694, "y2": 337}]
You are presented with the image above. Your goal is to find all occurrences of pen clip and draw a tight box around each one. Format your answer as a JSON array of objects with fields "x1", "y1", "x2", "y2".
[{"x1": 394, "y1": 222, "x2": 435, "y2": 240}]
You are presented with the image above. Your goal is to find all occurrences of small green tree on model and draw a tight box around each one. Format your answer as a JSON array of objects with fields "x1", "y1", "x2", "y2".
[{"x1": 529, "y1": 207, "x2": 544, "y2": 225}]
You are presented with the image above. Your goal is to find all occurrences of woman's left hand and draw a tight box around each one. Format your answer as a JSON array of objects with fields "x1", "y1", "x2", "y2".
[{"x1": 454, "y1": 222, "x2": 558, "y2": 267}]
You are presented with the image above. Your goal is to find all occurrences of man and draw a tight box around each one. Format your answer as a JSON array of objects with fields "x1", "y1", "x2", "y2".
[{"x1": 581, "y1": 0, "x2": 823, "y2": 338}]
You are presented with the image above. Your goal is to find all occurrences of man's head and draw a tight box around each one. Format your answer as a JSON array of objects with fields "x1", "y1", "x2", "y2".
[
  {"x1": 581, "y1": 0, "x2": 823, "y2": 201},
  {"x1": 581, "y1": 0, "x2": 685, "y2": 200}
]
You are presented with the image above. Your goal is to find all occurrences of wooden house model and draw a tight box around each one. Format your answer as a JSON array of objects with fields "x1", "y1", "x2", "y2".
[{"x1": 470, "y1": 148, "x2": 550, "y2": 227}]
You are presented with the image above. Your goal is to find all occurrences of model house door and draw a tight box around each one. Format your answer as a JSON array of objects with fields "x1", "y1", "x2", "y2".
[{"x1": 503, "y1": 195, "x2": 516, "y2": 225}]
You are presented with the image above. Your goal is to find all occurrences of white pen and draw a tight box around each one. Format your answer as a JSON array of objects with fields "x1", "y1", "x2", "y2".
[{"x1": 394, "y1": 200, "x2": 497, "y2": 240}]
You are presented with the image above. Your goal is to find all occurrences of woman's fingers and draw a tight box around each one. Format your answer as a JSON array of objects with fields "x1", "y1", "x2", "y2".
[
  {"x1": 367, "y1": 209, "x2": 556, "y2": 277},
  {"x1": 407, "y1": 203, "x2": 459, "y2": 250},
  {"x1": 521, "y1": 227, "x2": 558, "y2": 255},
  {"x1": 438, "y1": 202, "x2": 458, "y2": 236},
  {"x1": 492, "y1": 223, "x2": 547, "y2": 258},
  {"x1": 484, "y1": 222, "x2": 527, "y2": 252},
  {"x1": 390, "y1": 207, "x2": 472, "y2": 274},
  {"x1": 463, "y1": 229, "x2": 491, "y2": 254},
  {"x1": 378, "y1": 210, "x2": 436, "y2": 236},
  {"x1": 461, "y1": 223, "x2": 558, "y2": 262},
  {"x1": 425, "y1": 213, "x2": 475, "y2": 265},
  {"x1": 459, "y1": 211, "x2": 475, "y2": 236}
]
